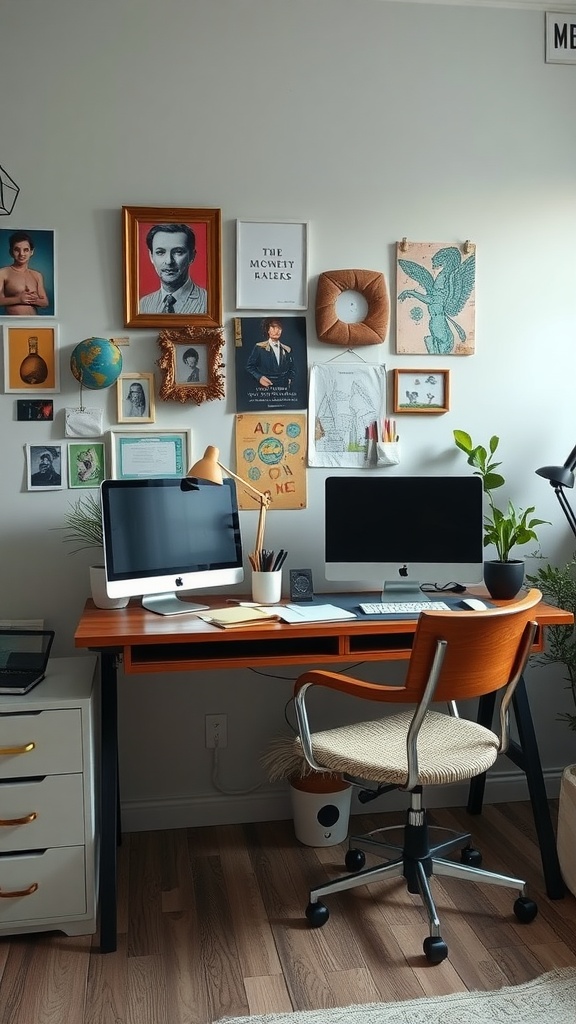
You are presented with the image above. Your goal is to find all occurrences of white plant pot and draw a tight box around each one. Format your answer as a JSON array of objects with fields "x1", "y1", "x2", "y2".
[
  {"x1": 89, "y1": 565, "x2": 129, "y2": 610},
  {"x1": 558, "y1": 764, "x2": 576, "y2": 897}
]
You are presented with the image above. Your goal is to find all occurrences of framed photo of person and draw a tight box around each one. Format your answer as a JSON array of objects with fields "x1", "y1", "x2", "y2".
[
  {"x1": 0, "y1": 227, "x2": 56, "y2": 318},
  {"x1": 122, "y1": 206, "x2": 222, "y2": 329},
  {"x1": 236, "y1": 220, "x2": 308, "y2": 310},
  {"x1": 108, "y1": 429, "x2": 192, "y2": 480},
  {"x1": 157, "y1": 326, "x2": 225, "y2": 406},
  {"x1": 3, "y1": 323, "x2": 60, "y2": 393},
  {"x1": 116, "y1": 372, "x2": 156, "y2": 424},
  {"x1": 26, "y1": 443, "x2": 64, "y2": 490}
]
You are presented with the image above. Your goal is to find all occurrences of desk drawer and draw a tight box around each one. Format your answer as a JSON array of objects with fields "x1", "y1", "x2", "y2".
[
  {"x1": 0, "y1": 775, "x2": 84, "y2": 851},
  {"x1": 0, "y1": 847, "x2": 86, "y2": 925},
  {"x1": 0, "y1": 710, "x2": 82, "y2": 777}
]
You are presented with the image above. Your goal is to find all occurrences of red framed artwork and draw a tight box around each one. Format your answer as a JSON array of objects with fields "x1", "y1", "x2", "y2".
[{"x1": 122, "y1": 206, "x2": 222, "y2": 329}]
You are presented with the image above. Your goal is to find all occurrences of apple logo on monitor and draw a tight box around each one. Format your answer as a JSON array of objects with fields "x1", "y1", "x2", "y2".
[
  {"x1": 175, "y1": 577, "x2": 184, "y2": 587},
  {"x1": 399, "y1": 565, "x2": 408, "y2": 578}
]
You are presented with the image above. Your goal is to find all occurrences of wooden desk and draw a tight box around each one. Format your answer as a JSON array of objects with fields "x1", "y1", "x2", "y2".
[{"x1": 74, "y1": 593, "x2": 573, "y2": 953}]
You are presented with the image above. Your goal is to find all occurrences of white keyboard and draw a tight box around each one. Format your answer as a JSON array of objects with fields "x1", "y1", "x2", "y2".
[{"x1": 359, "y1": 601, "x2": 451, "y2": 615}]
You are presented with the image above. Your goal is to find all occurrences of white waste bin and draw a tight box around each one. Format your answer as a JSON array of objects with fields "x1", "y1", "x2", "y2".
[{"x1": 290, "y1": 774, "x2": 352, "y2": 847}]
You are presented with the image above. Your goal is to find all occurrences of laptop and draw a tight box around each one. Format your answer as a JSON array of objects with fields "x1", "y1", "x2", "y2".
[{"x1": 0, "y1": 629, "x2": 55, "y2": 695}]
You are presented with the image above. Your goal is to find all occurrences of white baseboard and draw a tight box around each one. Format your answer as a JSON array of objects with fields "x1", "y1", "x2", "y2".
[{"x1": 120, "y1": 768, "x2": 564, "y2": 833}]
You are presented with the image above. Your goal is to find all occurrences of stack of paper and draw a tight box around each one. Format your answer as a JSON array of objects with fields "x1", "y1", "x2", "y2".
[{"x1": 196, "y1": 606, "x2": 280, "y2": 629}]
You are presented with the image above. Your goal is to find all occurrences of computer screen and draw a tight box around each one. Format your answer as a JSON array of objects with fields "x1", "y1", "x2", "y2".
[
  {"x1": 101, "y1": 477, "x2": 244, "y2": 615},
  {"x1": 324, "y1": 476, "x2": 484, "y2": 598}
]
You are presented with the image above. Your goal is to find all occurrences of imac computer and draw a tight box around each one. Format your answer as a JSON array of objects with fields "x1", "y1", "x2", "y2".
[
  {"x1": 101, "y1": 477, "x2": 244, "y2": 615},
  {"x1": 325, "y1": 476, "x2": 484, "y2": 599}
]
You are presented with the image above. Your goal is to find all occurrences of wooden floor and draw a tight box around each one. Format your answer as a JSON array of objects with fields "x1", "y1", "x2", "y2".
[{"x1": 1, "y1": 801, "x2": 575, "y2": 1023}]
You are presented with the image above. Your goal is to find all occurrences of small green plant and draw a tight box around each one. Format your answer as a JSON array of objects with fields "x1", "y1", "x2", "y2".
[
  {"x1": 453, "y1": 430, "x2": 549, "y2": 562},
  {"x1": 62, "y1": 493, "x2": 103, "y2": 553},
  {"x1": 527, "y1": 556, "x2": 576, "y2": 731}
]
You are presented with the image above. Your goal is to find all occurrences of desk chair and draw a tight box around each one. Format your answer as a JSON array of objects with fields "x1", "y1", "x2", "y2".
[{"x1": 293, "y1": 588, "x2": 542, "y2": 963}]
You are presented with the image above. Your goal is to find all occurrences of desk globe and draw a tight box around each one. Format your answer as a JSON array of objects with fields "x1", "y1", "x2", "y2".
[{"x1": 70, "y1": 337, "x2": 122, "y2": 390}]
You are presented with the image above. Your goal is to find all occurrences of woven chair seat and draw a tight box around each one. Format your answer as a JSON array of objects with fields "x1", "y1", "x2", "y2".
[{"x1": 309, "y1": 710, "x2": 500, "y2": 787}]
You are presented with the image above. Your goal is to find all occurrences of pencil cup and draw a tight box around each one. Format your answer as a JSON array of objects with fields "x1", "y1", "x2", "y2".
[{"x1": 252, "y1": 570, "x2": 282, "y2": 605}]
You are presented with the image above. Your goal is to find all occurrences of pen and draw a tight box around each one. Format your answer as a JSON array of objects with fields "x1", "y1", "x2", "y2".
[{"x1": 274, "y1": 550, "x2": 288, "y2": 572}]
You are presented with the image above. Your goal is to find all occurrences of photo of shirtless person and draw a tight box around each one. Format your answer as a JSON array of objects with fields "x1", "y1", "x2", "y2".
[{"x1": 0, "y1": 231, "x2": 53, "y2": 316}]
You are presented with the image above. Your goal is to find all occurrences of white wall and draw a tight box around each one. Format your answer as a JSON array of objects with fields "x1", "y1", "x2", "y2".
[{"x1": 1, "y1": 0, "x2": 575, "y2": 829}]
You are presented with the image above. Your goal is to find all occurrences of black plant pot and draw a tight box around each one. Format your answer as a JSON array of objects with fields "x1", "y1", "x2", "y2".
[{"x1": 483, "y1": 559, "x2": 525, "y2": 600}]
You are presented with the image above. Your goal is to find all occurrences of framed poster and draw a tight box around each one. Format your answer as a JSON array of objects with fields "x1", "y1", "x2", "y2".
[
  {"x1": 233, "y1": 315, "x2": 308, "y2": 412},
  {"x1": 0, "y1": 228, "x2": 56, "y2": 317},
  {"x1": 3, "y1": 323, "x2": 59, "y2": 393},
  {"x1": 109, "y1": 428, "x2": 192, "y2": 480},
  {"x1": 116, "y1": 372, "x2": 155, "y2": 423},
  {"x1": 68, "y1": 442, "x2": 106, "y2": 488},
  {"x1": 122, "y1": 206, "x2": 222, "y2": 328},
  {"x1": 392, "y1": 368, "x2": 450, "y2": 413},
  {"x1": 236, "y1": 220, "x2": 308, "y2": 310},
  {"x1": 234, "y1": 412, "x2": 307, "y2": 511}
]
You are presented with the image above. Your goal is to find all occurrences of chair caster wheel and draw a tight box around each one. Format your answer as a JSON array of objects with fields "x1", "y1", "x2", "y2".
[
  {"x1": 345, "y1": 848, "x2": 366, "y2": 872},
  {"x1": 423, "y1": 936, "x2": 448, "y2": 964},
  {"x1": 461, "y1": 845, "x2": 482, "y2": 867},
  {"x1": 514, "y1": 896, "x2": 538, "y2": 923},
  {"x1": 306, "y1": 901, "x2": 329, "y2": 927}
]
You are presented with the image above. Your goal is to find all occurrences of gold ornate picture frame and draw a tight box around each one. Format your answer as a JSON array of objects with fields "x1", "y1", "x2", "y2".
[
  {"x1": 122, "y1": 206, "x2": 222, "y2": 328},
  {"x1": 156, "y1": 326, "x2": 225, "y2": 405}
]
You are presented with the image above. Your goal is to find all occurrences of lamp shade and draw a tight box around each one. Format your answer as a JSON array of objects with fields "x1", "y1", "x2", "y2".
[
  {"x1": 536, "y1": 464, "x2": 575, "y2": 489},
  {"x1": 187, "y1": 445, "x2": 223, "y2": 484}
]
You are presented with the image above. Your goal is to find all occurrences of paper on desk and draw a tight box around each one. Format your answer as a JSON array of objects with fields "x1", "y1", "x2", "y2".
[{"x1": 273, "y1": 604, "x2": 357, "y2": 624}]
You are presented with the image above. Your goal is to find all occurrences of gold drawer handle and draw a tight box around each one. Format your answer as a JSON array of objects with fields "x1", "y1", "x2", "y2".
[
  {"x1": 0, "y1": 882, "x2": 39, "y2": 898},
  {"x1": 0, "y1": 743, "x2": 35, "y2": 756},
  {"x1": 0, "y1": 812, "x2": 37, "y2": 826}
]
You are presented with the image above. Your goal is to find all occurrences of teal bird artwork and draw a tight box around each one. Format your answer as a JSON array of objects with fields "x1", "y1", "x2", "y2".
[{"x1": 397, "y1": 244, "x2": 476, "y2": 355}]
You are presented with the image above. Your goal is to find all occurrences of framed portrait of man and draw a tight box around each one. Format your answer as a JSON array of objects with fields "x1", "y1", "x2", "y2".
[
  {"x1": 0, "y1": 228, "x2": 56, "y2": 318},
  {"x1": 122, "y1": 206, "x2": 222, "y2": 329}
]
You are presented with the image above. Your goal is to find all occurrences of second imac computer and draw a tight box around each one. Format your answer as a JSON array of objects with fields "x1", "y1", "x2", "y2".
[
  {"x1": 101, "y1": 477, "x2": 244, "y2": 615},
  {"x1": 325, "y1": 475, "x2": 484, "y2": 599}
]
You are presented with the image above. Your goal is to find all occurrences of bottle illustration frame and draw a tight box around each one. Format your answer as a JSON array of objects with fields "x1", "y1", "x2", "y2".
[{"x1": 2, "y1": 323, "x2": 60, "y2": 393}]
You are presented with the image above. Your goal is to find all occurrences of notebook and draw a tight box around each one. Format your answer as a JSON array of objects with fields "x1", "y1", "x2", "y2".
[{"x1": 0, "y1": 629, "x2": 55, "y2": 695}]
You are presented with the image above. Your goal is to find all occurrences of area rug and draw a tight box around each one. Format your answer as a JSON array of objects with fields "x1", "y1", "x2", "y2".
[{"x1": 214, "y1": 968, "x2": 576, "y2": 1024}]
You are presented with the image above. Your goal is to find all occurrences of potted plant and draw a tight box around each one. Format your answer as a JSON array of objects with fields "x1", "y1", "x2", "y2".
[
  {"x1": 62, "y1": 494, "x2": 128, "y2": 609},
  {"x1": 453, "y1": 430, "x2": 549, "y2": 599}
]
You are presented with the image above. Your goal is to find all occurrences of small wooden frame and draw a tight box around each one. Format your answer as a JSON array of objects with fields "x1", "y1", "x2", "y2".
[
  {"x1": 116, "y1": 372, "x2": 155, "y2": 423},
  {"x1": 156, "y1": 326, "x2": 225, "y2": 405},
  {"x1": 392, "y1": 368, "x2": 450, "y2": 414},
  {"x1": 122, "y1": 206, "x2": 222, "y2": 328}
]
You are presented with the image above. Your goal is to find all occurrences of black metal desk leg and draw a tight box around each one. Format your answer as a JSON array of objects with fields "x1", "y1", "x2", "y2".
[
  {"x1": 99, "y1": 652, "x2": 119, "y2": 952},
  {"x1": 511, "y1": 680, "x2": 564, "y2": 899},
  {"x1": 467, "y1": 692, "x2": 497, "y2": 814}
]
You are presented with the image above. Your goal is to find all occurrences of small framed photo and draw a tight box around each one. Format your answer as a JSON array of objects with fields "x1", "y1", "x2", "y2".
[
  {"x1": 157, "y1": 326, "x2": 225, "y2": 406},
  {"x1": 3, "y1": 323, "x2": 59, "y2": 393},
  {"x1": 116, "y1": 372, "x2": 156, "y2": 424},
  {"x1": 392, "y1": 368, "x2": 450, "y2": 414},
  {"x1": 236, "y1": 220, "x2": 308, "y2": 310},
  {"x1": 17, "y1": 398, "x2": 53, "y2": 421},
  {"x1": 68, "y1": 442, "x2": 106, "y2": 488},
  {"x1": 26, "y1": 443, "x2": 64, "y2": 490},
  {"x1": 109, "y1": 428, "x2": 192, "y2": 480},
  {"x1": 0, "y1": 227, "x2": 56, "y2": 317},
  {"x1": 122, "y1": 206, "x2": 222, "y2": 328}
]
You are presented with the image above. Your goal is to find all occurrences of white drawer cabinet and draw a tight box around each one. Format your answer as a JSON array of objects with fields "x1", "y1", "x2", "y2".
[{"x1": 0, "y1": 656, "x2": 98, "y2": 937}]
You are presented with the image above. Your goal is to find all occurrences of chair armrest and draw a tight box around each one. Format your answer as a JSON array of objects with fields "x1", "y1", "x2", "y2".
[{"x1": 294, "y1": 669, "x2": 408, "y2": 703}]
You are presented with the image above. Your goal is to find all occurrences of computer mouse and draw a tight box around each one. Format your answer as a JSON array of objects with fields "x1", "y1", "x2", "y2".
[{"x1": 459, "y1": 597, "x2": 488, "y2": 611}]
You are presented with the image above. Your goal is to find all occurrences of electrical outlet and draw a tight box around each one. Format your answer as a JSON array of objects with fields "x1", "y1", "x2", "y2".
[{"x1": 205, "y1": 713, "x2": 227, "y2": 749}]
